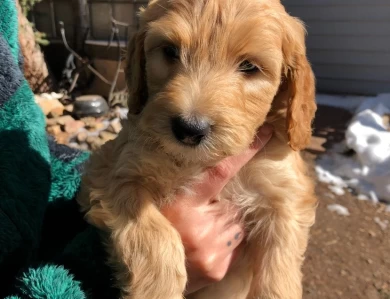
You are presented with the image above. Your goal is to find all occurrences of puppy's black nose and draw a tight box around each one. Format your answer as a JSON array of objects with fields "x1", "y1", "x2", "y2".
[{"x1": 171, "y1": 116, "x2": 210, "y2": 146}]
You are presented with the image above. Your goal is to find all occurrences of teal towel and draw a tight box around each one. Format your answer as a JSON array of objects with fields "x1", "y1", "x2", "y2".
[{"x1": 0, "y1": 0, "x2": 117, "y2": 297}]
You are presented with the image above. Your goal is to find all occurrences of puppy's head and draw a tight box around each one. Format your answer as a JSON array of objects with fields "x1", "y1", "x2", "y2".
[{"x1": 126, "y1": 0, "x2": 316, "y2": 162}]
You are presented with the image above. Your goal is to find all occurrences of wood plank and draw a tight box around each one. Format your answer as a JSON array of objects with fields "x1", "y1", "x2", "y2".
[
  {"x1": 283, "y1": 0, "x2": 390, "y2": 7},
  {"x1": 286, "y1": 6, "x2": 390, "y2": 21},
  {"x1": 313, "y1": 64, "x2": 390, "y2": 82},
  {"x1": 307, "y1": 36, "x2": 390, "y2": 52},
  {"x1": 307, "y1": 50, "x2": 390, "y2": 67},
  {"x1": 316, "y1": 78, "x2": 390, "y2": 95},
  {"x1": 305, "y1": 21, "x2": 390, "y2": 36}
]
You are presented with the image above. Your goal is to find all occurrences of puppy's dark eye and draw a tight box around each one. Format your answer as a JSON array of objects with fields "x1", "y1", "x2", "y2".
[
  {"x1": 238, "y1": 60, "x2": 259, "y2": 74},
  {"x1": 162, "y1": 45, "x2": 180, "y2": 61}
]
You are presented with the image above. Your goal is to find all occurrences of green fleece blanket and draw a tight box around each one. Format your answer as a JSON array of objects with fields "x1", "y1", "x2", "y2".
[{"x1": 0, "y1": 0, "x2": 118, "y2": 298}]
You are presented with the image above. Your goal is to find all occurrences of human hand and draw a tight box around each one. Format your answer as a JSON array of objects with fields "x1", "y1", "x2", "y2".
[{"x1": 161, "y1": 124, "x2": 273, "y2": 294}]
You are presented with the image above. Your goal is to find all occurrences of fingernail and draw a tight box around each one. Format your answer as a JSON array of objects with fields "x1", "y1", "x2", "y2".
[{"x1": 259, "y1": 124, "x2": 273, "y2": 136}]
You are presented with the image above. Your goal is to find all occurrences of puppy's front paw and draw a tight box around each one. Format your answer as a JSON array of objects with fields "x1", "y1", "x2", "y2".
[
  {"x1": 119, "y1": 228, "x2": 187, "y2": 299},
  {"x1": 110, "y1": 196, "x2": 187, "y2": 299}
]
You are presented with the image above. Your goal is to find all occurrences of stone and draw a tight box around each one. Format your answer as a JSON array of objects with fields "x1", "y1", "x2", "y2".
[
  {"x1": 55, "y1": 132, "x2": 70, "y2": 144},
  {"x1": 64, "y1": 120, "x2": 85, "y2": 135},
  {"x1": 91, "y1": 140, "x2": 104, "y2": 150},
  {"x1": 94, "y1": 122, "x2": 106, "y2": 131},
  {"x1": 368, "y1": 230, "x2": 377, "y2": 237},
  {"x1": 110, "y1": 106, "x2": 128, "y2": 119},
  {"x1": 99, "y1": 131, "x2": 117, "y2": 143},
  {"x1": 46, "y1": 118, "x2": 58, "y2": 126},
  {"x1": 86, "y1": 136, "x2": 97, "y2": 144},
  {"x1": 82, "y1": 117, "x2": 106, "y2": 132},
  {"x1": 56, "y1": 115, "x2": 75, "y2": 126},
  {"x1": 64, "y1": 104, "x2": 74, "y2": 113},
  {"x1": 78, "y1": 143, "x2": 89, "y2": 151},
  {"x1": 77, "y1": 131, "x2": 88, "y2": 143},
  {"x1": 107, "y1": 118, "x2": 122, "y2": 134},
  {"x1": 35, "y1": 96, "x2": 64, "y2": 116},
  {"x1": 81, "y1": 117, "x2": 96, "y2": 128},
  {"x1": 48, "y1": 106, "x2": 65, "y2": 118},
  {"x1": 68, "y1": 142, "x2": 81, "y2": 149},
  {"x1": 73, "y1": 95, "x2": 109, "y2": 118},
  {"x1": 47, "y1": 125, "x2": 62, "y2": 136},
  {"x1": 86, "y1": 136, "x2": 104, "y2": 150}
]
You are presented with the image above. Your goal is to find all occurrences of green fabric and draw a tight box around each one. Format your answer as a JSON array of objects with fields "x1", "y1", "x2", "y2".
[
  {"x1": 0, "y1": 80, "x2": 50, "y2": 162},
  {"x1": 17, "y1": 265, "x2": 86, "y2": 299},
  {"x1": 49, "y1": 153, "x2": 89, "y2": 202},
  {"x1": 0, "y1": 0, "x2": 19, "y2": 61},
  {"x1": 0, "y1": 0, "x2": 118, "y2": 298}
]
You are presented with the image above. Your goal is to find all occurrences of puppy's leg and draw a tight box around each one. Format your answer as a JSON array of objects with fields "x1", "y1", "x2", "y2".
[
  {"x1": 248, "y1": 197, "x2": 315, "y2": 299},
  {"x1": 187, "y1": 255, "x2": 253, "y2": 299},
  {"x1": 104, "y1": 189, "x2": 187, "y2": 299}
]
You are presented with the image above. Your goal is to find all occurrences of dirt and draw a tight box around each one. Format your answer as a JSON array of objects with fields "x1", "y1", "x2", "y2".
[{"x1": 301, "y1": 105, "x2": 390, "y2": 299}]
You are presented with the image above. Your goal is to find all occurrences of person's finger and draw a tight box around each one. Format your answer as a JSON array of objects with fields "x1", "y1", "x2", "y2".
[
  {"x1": 199, "y1": 124, "x2": 273, "y2": 200},
  {"x1": 183, "y1": 212, "x2": 245, "y2": 292}
]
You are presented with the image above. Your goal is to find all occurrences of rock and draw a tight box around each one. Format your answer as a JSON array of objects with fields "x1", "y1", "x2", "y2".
[
  {"x1": 82, "y1": 117, "x2": 106, "y2": 132},
  {"x1": 86, "y1": 136, "x2": 101, "y2": 145},
  {"x1": 68, "y1": 142, "x2": 89, "y2": 151},
  {"x1": 107, "y1": 118, "x2": 122, "y2": 134},
  {"x1": 48, "y1": 106, "x2": 65, "y2": 118},
  {"x1": 81, "y1": 117, "x2": 96, "y2": 128},
  {"x1": 55, "y1": 132, "x2": 71, "y2": 144},
  {"x1": 35, "y1": 96, "x2": 64, "y2": 116},
  {"x1": 78, "y1": 143, "x2": 89, "y2": 151},
  {"x1": 64, "y1": 120, "x2": 85, "y2": 135},
  {"x1": 77, "y1": 131, "x2": 88, "y2": 143},
  {"x1": 47, "y1": 125, "x2": 62, "y2": 136},
  {"x1": 91, "y1": 140, "x2": 104, "y2": 150},
  {"x1": 46, "y1": 92, "x2": 64, "y2": 100},
  {"x1": 46, "y1": 118, "x2": 58, "y2": 126},
  {"x1": 94, "y1": 122, "x2": 106, "y2": 131},
  {"x1": 72, "y1": 95, "x2": 109, "y2": 118},
  {"x1": 68, "y1": 142, "x2": 81, "y2": 149},
  {"x1": 86, "y1": 136, "x2": 104, "y2": 150},
  {"x1": 64, "y1": 104, "x2": 74, "y2": 113},
  {"x1": 99, "y1": 131, "x2": 117, "y2": 143},
  {"x1": 327, "y1": 204, "x2": 350, "y2": 216},
  {"x1": 56, "y1": 115, "x2": 75, "y2": 126},
  {"x1": 109, "y1": 106, "x2": 128, "y2": 119},
  {"x1": 374, "y1": 217, "x2": 389, "y2": 230}
]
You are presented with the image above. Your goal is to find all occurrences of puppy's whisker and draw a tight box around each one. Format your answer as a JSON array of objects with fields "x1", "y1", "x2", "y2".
[{"x1": 156, "y1": 3, "x2": 168, "y2": 11}]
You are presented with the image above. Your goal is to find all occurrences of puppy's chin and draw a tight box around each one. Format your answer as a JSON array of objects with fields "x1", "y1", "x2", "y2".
[{"x1": 138, "y1": 125, "x2": 253, "y2": 166}]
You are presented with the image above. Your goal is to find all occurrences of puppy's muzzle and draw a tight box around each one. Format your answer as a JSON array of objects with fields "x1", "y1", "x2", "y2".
[{"x1": 171, "y1": 116, "x2": 210, "y2": 146}]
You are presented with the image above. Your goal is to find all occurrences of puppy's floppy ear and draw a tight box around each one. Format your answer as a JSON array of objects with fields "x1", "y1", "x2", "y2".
[
  {"x1": 125, "y1": 28, "x2": 148, "y2": 115},
  {"x1": 282, "y1": 16, "x2": 317, "y2": 151}
]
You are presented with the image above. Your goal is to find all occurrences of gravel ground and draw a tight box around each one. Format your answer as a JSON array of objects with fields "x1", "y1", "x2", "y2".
[{"x1": 302, "y1": 151, "x2": 390, "y2": 299}]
